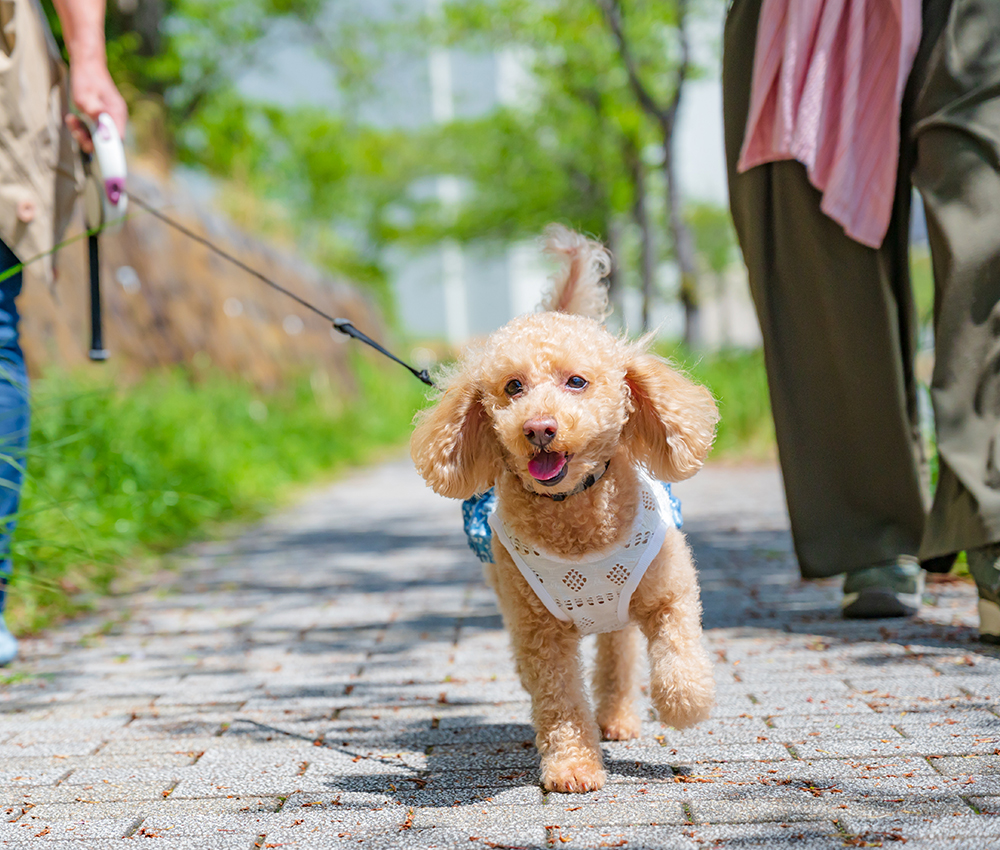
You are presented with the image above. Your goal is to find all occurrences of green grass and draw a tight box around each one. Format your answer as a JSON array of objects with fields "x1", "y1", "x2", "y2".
[
  {"x1": 660, "y1": 345, "x2": 776, "y2": 462},
  {"x1": 6, "y1": 354, "x2": 429, "y2": 634},
  {"x1": 910, "y1": 246, "x2": 935, "y2": 328}
]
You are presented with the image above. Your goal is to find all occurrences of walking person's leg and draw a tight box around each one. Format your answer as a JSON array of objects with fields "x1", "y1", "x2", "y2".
[
  {"x1": 723, "y1": 0, "x2": 929, "y2": 616},
  {"x1": 910, "y1": 0, "x2": 1000, "y2": 641},
  {"x1": 0, "y1": 241, "x2": 31, "y2": 665}
]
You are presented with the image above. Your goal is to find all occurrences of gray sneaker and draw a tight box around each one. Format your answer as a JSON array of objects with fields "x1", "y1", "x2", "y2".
[
  {"x1": 965, "y1": 544, "x2": 1000, "y2": 645},
  {"x1": 842, "y1": 558, "x2": 924, "y2": 619}
]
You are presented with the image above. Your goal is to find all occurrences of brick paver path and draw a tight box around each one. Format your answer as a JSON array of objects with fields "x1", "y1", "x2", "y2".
[{"x1": 2, "y1": 459, "x2": 999, "y2": 848}]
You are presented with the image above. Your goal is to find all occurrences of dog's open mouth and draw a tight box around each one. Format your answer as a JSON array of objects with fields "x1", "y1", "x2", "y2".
[{"x1": 528, "y1": 451, "x2": 569, "y2": 486}]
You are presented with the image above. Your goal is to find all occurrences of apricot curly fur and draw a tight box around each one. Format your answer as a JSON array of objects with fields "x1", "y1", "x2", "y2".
[{"x1": 411, "y1": 227, "x2": 718, "y2": 793}]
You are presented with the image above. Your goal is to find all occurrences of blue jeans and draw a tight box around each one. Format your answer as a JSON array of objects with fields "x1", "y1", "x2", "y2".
[{"x1": 0, "y1": 241, "x2": 30, "y2": 616}]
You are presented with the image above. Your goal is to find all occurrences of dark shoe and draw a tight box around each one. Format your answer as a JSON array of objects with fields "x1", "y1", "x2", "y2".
[
  {"x1": 842, "y1": 559, "x2": 924, "y2": 619},
  {"x1": 966, "y1": 545, "x2": 1000, "y2": 645}
]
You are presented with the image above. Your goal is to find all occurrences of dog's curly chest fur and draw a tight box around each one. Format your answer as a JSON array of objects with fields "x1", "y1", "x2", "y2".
[{"x1": 496, "y1": 465, "x2": 639, "y2": 559}]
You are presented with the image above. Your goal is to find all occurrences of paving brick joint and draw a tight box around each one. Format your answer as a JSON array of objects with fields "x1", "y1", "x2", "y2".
[{"x1": 2, "y1": 458, "x2": 999, "y2": 848}]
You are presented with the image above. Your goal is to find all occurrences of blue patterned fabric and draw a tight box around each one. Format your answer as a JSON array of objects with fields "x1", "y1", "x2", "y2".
[
  {"x1": 664, "y1": 480, "x2": 684, "y2": 529},
  {"x1": 461, "y1": 480, "x2": 683, "y2": 564},
  {"x1": 462, "y1": 490, "x2": 498, "y2": 563}
]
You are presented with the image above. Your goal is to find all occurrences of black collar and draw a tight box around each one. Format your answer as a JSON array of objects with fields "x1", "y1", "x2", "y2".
[{"x1": 538, "y1": 460, "x2": 611, "y2": 501}]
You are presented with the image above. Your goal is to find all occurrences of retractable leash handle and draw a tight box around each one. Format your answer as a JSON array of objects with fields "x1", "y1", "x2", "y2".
[
  {"x1": 85, "y1": 229, "x2": 107, "y2": 361},
  {"x1": 82, "y1": 113, "x2": 128, "y2": 361},
  {"x1": 84, "y1": 113, "x2": 128, "y2": 230}
]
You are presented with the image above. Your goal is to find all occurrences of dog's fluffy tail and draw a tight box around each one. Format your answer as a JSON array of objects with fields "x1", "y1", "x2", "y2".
[{"x1": 539, "y1": 224, "x2": 612, "y2": 321}]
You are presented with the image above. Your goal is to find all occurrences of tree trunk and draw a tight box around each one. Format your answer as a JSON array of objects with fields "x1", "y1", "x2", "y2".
[
  {"x1": 599, "y1": 0, "x2": 699, "y2": 344},
  {"x1": 625, "y1": 139, "x2": 655, "y2": 333},
  {"x1": 114, "y1": 0, "x2": 164, "y2": 56},
  {"x1": 662, "y1": 140, "x2": 699, "y2": 348}
]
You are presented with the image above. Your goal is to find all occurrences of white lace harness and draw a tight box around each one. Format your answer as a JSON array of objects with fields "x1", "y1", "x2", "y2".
[{"x1": 487, "y1": 469, "x2": 674, "y2": 635}]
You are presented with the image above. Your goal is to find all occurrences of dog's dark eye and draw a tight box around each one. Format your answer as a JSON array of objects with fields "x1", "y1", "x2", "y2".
[
  {"x1": 504, "y1": 378, "x2": 524, "y2": 397},
  {"x1": 566, "y1": 375, "x2": 588, "y2": 391}
]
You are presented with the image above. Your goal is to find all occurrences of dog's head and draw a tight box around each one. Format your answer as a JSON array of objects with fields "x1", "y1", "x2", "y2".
[{"x1": 410, "y1": 312, "x2": 719, "y2": 501}]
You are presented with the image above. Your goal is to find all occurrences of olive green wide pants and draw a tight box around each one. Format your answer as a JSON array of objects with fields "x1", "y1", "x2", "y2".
[{"x1": 724, "y1": 0, "x2": 1000, "y2": 578}]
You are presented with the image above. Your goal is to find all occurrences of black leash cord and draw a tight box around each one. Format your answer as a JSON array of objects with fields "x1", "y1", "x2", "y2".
[
  {"x1": 128, "y1": 193, "x2": 434, "y2": 387},
  {"x1": 331, "y1": 318, "x2": 433, "y2": 386}
]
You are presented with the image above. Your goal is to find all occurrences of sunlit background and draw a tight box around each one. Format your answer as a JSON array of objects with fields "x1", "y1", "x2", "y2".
[{"x1": 9, "y1": 0, "x2": 934, "y2": 632}]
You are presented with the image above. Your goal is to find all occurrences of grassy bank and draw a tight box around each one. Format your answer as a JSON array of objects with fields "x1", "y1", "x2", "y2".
[{"x1": 7, "y1": 356, "x2": 429, "y2": 633}]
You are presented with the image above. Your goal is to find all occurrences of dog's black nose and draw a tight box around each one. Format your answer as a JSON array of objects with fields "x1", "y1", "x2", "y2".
[{"x1": 523, "y1": 417, "x2": 558, "y2": 449}]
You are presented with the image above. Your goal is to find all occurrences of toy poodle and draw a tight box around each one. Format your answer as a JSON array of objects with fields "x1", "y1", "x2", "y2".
[{"x1": 410, "y1": 225, "x2": 718, "y2": 793}]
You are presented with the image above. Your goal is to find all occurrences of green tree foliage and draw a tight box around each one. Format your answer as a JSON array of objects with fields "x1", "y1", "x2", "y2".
[
  {"x1": 688, "y1": 201, "x2": 737, "y2": 277},
  {"x1": 416, "y1": 0, "x2": 686, "y2": 328},
  {"x1": 410, "y1": 0, "x2": 728, "y2": 337},
  {"x1": 45, "y1": 0, "x2": 732, "y2": 336},
  {"x1": 425, "y1": 0, "x2": 642, "y2": 240}
]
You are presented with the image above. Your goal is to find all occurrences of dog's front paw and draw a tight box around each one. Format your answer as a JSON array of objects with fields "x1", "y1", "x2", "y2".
[
  {"x1": 649, "y1": 654, "x2": 715, "y2": 729},
  {"x1": 652, "y1": 685, "x2": 713, "y2": 729},
  {"x1": 541, "y1": 752, "x2": 607, "y2": 793}
]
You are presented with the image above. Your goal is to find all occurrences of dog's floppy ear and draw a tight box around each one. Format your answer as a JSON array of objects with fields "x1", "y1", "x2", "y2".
[
  {"x1": 623, "y1": 346, "x2": 719, "y2": 482},
  {"x1": 410, "y1": 368, "x2": 500, "y2": 500}
]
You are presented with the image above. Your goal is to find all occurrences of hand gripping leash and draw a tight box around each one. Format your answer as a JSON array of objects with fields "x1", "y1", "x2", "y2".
[{"x1": 80, "y1": 114, "x2": 433, "y2": 387}]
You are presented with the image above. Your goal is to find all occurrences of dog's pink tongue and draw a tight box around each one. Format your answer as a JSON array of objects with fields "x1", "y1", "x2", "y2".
[{"x1": 528, "y1": 451, "x2": 567, "y2": 481}]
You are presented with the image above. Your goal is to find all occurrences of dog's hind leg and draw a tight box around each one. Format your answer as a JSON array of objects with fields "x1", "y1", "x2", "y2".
[
  {"x1": 491, "y1": 557, "x2": 606, "y2": 793},
  {"x1": 593, "y1": 625, "x2": 643, "y2": 740}
]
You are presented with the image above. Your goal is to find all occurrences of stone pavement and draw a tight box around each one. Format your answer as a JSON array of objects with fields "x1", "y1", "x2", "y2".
[{"x1": 2, "y1": 457, "x2": 1000, "y2": 849}]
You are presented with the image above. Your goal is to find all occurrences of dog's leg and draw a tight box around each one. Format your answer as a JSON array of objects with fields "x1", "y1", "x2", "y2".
[
  {"x1": 593, "y1": 625, "x2": 643, "y2": 740},
  {"x1": 526, "y1": 625, "x2": 606, "y2": 793},
  {"x1": 491, "y1": 556, "x2": 606, "y2": 793},
  {"x1": 630, "y1": 535, "x2": 715, "y2": 729}
]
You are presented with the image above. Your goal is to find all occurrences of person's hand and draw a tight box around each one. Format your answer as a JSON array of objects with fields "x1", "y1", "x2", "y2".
[{"x1": 64, "y1": 56, "x2": 128, "y2": 154}]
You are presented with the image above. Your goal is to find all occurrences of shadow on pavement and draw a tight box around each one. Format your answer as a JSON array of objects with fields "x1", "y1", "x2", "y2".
[{"x1": 685, "y1": 524, "x2": 1000, "y2": 658}]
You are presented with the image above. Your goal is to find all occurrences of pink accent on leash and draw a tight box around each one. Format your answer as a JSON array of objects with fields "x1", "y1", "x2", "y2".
[{"x1": 105, "y1": 178, "x2": 124, "y2": 205}]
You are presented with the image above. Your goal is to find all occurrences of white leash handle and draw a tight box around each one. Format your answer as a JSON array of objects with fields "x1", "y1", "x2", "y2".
[{"x1": 83, "y1": 112, "x2": 128, "y2": 232}]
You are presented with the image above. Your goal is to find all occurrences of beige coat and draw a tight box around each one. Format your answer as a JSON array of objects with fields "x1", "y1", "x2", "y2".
[{"x1": 0, "y1": 0, "x2": 80, "y2": 284}]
